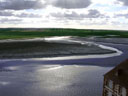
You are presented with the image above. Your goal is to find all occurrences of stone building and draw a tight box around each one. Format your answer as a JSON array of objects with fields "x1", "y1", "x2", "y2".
[{"x1": 102, "y1": 59, "x2": 128, "y2": 96}]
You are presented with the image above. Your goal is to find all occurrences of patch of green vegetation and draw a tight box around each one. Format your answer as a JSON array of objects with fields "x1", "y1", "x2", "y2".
[{"x1": 0, "y1": 28, "x2": 128, "y2": 39}]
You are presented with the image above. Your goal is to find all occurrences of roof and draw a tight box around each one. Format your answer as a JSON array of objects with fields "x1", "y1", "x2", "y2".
[{"x1": 104, "y1": 59, "x2": 128, "y2": 89}]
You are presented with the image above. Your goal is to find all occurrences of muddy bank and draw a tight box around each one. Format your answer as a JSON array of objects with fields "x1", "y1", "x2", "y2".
[{"x1": 0, "y1": 39, "x2": 116, "y2": 59}]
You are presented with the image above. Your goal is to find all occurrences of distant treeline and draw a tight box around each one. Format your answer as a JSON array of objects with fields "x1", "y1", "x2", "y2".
[{"x1": 0, "y1": 28, "x2": 128, "y2": 39}]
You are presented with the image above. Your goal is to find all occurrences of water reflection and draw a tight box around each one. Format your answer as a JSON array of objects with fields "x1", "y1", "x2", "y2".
[
  {"x1": 0, "y1": 63, "x2": 113, "y2": 96},
  {"x1": 0, "y1": 81, "x2": 10, "y2": 86},
  {"x1": 34, "y1": 65, "x2": 113, "y2": 96},
  {"x1": 37, "y1": 65, "x2": 63, "y2": 71}
]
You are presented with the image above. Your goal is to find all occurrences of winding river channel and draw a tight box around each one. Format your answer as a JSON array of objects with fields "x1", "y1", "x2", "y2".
[{"x1": 0, "y1": 37, "x2": 128, "y2": 96}]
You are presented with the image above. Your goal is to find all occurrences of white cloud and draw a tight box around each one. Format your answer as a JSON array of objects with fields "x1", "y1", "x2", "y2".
[
  {"x1": 50, "y1": 9, "x2": 106, "y2": 20},
  {"x1": 0, "y1": 0, "x2": 128, "y2": 30}
]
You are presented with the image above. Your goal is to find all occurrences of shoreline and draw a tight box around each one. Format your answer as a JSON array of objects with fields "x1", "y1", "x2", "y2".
[{"x1": 0, "y1": 36, "x2": 122, "y2": 60}]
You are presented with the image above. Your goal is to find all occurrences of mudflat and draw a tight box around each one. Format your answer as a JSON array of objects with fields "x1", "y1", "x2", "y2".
[{"x1": 0, "y1": 39, "x2": 116, "y2": 59}]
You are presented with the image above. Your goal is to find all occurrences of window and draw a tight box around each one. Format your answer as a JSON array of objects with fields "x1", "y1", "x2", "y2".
[
  {"x1": 108, "y1": 91, "x2": 112, "y2": 96},
  {"x1": 114, "y1": 84, "x2": 119, "y2": 93},
  {"x1": 121, "y1": 87, "x2": 126, "y2": 96},
  {"x1": 108, "y1": 80, "x2": 113, "y2": 89}
]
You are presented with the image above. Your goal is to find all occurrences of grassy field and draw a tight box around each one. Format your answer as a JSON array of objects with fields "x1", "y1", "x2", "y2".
[{"x1": 0, "y1": 28, "x2": 128, "y2": 39}]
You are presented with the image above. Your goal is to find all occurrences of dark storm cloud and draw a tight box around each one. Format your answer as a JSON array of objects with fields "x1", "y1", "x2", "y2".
[
  {"x1": 53, "y1": 0, "x2": 91, "y2": 9},
  {"x1": 51, "y1": 9, "x2": 105, "y2": 20},
  {"x1": 118, "y1": 0, "x2": 128, "y2": 6},
  {"x1": 0, "y1": 0, "x2": 45, "y2": 10}
]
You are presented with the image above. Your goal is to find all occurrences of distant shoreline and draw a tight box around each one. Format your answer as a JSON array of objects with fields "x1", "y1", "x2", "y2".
[{"x1": 0, "y1": 28, "x2": 128, "y2": 40}]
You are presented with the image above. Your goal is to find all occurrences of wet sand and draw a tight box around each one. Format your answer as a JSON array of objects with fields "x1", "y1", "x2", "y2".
[{"x1": 0, "y1": 37, "x2": 117, "y2": 59}]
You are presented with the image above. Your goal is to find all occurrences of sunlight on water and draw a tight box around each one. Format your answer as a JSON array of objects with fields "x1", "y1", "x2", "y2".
[
  {"x1": 44, "y1": 36, "x2": 71, "y2": 41},
  {"x1": 0, "y1": 81, "x2": 10, "y2": 86},
  {"x1": 0, "y1": 37, "x2": 127, "y2": 96},
  {"x1": 32, "y1": 65, "x2": 113, "y2": 95},
  {"x1": 0, "y1": 59, "x2": 115, "y2": 96},
  {"x1": 38, "y1": 65, "x2": 63, "y2": 71},
  {"x1": 5, "y1": 66, "x2": 19, "y2": 70},
  {"x1": 47, "y1": 66, "x2": 63, "y2": 70}
]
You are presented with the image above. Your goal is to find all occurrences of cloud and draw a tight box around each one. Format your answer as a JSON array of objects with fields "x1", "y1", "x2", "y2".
[
  {"x1": 86, "y1": 9, "x2": 104, "y2": 18},
  {"x1": 52, "y1": 0, "x2": 91, "y2": 9},
  {"x1": 51, "y1": 11, "x2": 80, "y2": 20},
  {"x1": 0, "y1": 0, "x2": 46, "y2": 10},
  {"x1": 117, "y1": 0, "x2": 128, "y2": 6},
  {"x1": 0, "y1": 0, "x2": 92, "y2": 10},
  {"x1": 0, "y1": 18, "x2": 22, "y2": 23},
  {"x1": 0, "y1": 10, "x2": 13, "y2": 16},
  {"x1": 115, "y1": 13, "x2": 128, "y2": 18},
  {"x1": 0, "y1": 10, "x2": 42, "y2": 18},
  {"x1": 15, "y1": 13, "x2": 42, "y2": 18},
  {"x1": 51, "y1": 9, "x2": 105, "y2": 20}
]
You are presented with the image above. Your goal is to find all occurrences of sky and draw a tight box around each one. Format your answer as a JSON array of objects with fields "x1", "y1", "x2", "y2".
[{"x1": 0, "y1": 0, "x2": 128, "y2": 30}]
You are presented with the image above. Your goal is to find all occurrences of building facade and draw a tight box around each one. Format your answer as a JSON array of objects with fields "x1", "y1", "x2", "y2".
[{"x1": 102, "y1": 59, "x2": 128, "y2": 96}]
